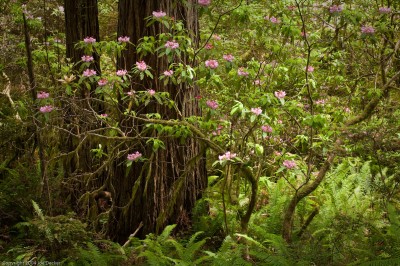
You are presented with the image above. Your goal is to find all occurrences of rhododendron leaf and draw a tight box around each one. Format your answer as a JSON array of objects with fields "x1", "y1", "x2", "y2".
[
  {"x1": 255, "y1": 144, "x2": 264, "y2": 156},
  {"x1": 145, "y1": 70, "x2": 153, "y2": 79}
]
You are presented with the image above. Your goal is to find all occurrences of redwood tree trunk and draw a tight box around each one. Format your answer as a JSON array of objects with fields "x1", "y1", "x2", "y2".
[
  {"x1": 64, "y1": 0, "x2": 100, "y2": 73},
  {"x1": 108, "y1": 0, "x2": 206, "y2": 243},
  {"x1": 63, "y1": 0, "x2": 103, "y2": 205}
]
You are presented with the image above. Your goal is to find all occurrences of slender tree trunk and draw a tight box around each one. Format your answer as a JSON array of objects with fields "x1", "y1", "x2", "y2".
[{"x1": 108, "y1": 0, "x2": 206, "y2": 243}]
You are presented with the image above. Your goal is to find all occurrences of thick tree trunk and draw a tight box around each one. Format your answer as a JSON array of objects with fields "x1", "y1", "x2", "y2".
[
  {"x1": 64, "y1": 0, "x2": 101, "y2": 74},
  {"x1": 63, "y1": 0, "x2": 103, "y2": 206},
  {"x1": 108, "y1": 0, "x2": 206, "y2": 243}
]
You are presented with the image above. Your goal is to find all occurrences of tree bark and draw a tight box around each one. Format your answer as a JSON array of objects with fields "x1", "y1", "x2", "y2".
[
  {"x1": 63, "y1": 0, "x2": 103, "y2": 206},
  {"x1": 108, "y1": 0, "x2": 206, "y2": 243},
  {"x1": 64, "y1": 0, "x2": 101, "y2": 74}
]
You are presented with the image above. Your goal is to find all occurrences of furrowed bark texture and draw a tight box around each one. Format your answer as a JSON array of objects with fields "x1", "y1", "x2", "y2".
[
  {"x1": 108, "y1": 0, "x2": 206, "y2": 243},
  {"x1": 65, "y1": 0, "x2": 101, "y2": 74},
  {"x1": 63, "y1": 0, "x2": 104, "y2": 205}
]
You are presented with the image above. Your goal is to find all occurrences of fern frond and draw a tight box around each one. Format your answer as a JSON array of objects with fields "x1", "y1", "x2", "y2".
[{"x1": 31, "y1": 200, "x2": 44, "y2": 221}]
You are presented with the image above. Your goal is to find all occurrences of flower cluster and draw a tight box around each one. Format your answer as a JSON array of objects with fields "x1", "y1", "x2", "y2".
[
  {"x1": 219, "y1": 151, "x2": 236, "y2": 161},
  {"x1": 81, "y1": 55, "x2": 94, "y2": 62},
  {"x1": 379, "y1": 7, "x2": 391, "y2": 14},
  {"x1": 212, "y1": 125, "x2": 223, "y2": 136},
  {"x1": 165, "y1": 40, "x2": 179, "y2": 49},
  {"x1": 283, "y1": 160, "x2": 296, "y2": 169},
  {"x1": 329, "y1": 5, "x2": 343, "y2": 13},
  {"x1": 205, "y1": 43, "x2": 213, "y2": 50},
  {"x1": 237, "y1": 67, "x2": 249, "y2": 76},
  {"x1": 116, "y1": 69, "x2": 128, "y2": 76},
  {"x1": 98, "y1": 78, "x2": 108, "y2": 86},
  {"x1": 253, "y1": 80, "x2": 261, "y2": 85},
  {"x1": 127, "y1": 151, "x2": 142, "y2": 161},
  {"x1": 163, "y1": 70, "x2": 174, "y2": 76},
  {"x1": 205, "y1": 60, "x2": 219, "y2": 69},
  {"x1": 147, "y1": 89, "x2": 156, "y2": 96},
  {"x1": 213, "y1": 34, "x2": 221, "y2": 40},
  {"x1": 83, "y1": 69, "x2": 96, "y2": 77},
  {"x1": 269, "y1": 16, "x2": 280, "y2": 24},
  {"x1": 118, "y1": 36, "x2": 130, "y2": 42},
  {"x1": 274, "y1": 90, "x2": 286, "y2": 99},
  {"x1": 83, "y1": 36, "x2": 96, "y2": 43},
  {"x1": 223, "y1": 54, "x2": 234, "y2": 62},
  {"x1": 306, "y1": 66, "x2": 314, "y2": 72},
  {"x1": 152, "y1": 11, "x2": 166, "y2": 18},
  {"x1": 251, "y1": 107, "x2": 262, "y2": 116},
  {"x1": 198, "y1": 0, "x2": 211, "y2": 6},
  {"x1": 206, "y1": 100, "x2": 218, "y2": 109},
  {"x1": 136, "y1": 61, "x2": 147, "y2": 71},
  {"x1": 40, "y1": 105, "x2": 54, "y2": 113},
  {"x1": 37, "y1": 91, "x2": 49, "y2": 99},
  {"x1": 261, "y1": 125, "x2": 273, "y2": 133},
  {"x1": 361, "y1": 25, "x2": 375, "y2": 34}
]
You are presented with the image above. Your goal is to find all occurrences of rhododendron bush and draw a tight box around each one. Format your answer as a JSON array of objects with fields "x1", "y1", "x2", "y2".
[{"x1": 1, "y1": 0, "x2": 399, "y2": 264}]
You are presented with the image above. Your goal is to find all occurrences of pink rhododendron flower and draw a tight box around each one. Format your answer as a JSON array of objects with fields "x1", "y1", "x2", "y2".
[
  {"x1": 147, "y1": 89, "x2": 156, "y2": 96},
  {"x1": 152, "y1": 11, "x2": 166, "y2": 18},
  {"x1": 127, "y1": 151, "x2": 142, "y2": 161},
  {"x1": 315, "y1": 99, "x2": 326, "y2": 105},
  {"x1": 100, "y1": 113, "x2": 108, "y2": 117},
  {"x1": 223, "y1": 54, "x2": 234, "y2": 62},
  {"x1": 238, "y1": 67, "x2": 249, "y2": 76},
  {"x1": 81, "y1": 55, "x2": 94, "y2": 62},
  {"x1": 379, "y1": 7, "x2": 391, "y2": 14},
  {"x1": 361, "y1": 25, "x2": 375, "y2": 34},
  {"x1": 198, "y1": 0, "x2": 211, "y2": 6},
  {"x1": 163, "y1": 70, "x2": 174, "y2": 76},
  {"x1": 269, "y1": 16, "x2": 280, "y2": 24},
  {"x1": 118, "y1": 36, "x2": 130, "y2": 42},
  {"x1": 283, "y1": 160, "x2": 296, "y2": 169},
  {"x1": 213, "y1": 34, "x2": 221, "y2": 40},
  {"x1": 136, "y1": 61, "x2": 147, "y2": 71},
  {"x1": 212, "y1": 125, "x2": 223, "y2": 136},
  {"x1": 219, "y1": 151, "x2": 236, "y2": 161},
  {"x1": 261, "y1": 125, "x2": 273, "y2": 133},
  {"x1": 98, "y1": 78, "x2": 108, "y2": 86},
  {"x1": 253, "y1": 79, "x2": 261, "y2": 85},
  {"x1": 83, "y1": 36, "x2": 96, "y2": 43},
  {"x1": 127, "y1": 91, "x2": 135, "y2": 96},
  {"x1": 83, "y1": 69, "x2": 96, "y2": 77},
  {"x1": 306, "y1": 66, "x2": 314, "y2": 72},
  {"x1": 205, "y1": 60, "x2": 219, "y2": 69},
  {"x1": 195, "y1": 95, "x2": 202, "y2": 100},
  {"x1": 206, "y1": 100, "x2": 218, "y2": 109},
  {"x1": 37, "y1": 91, "x2": 49, "y2": 99},
  {"x1": 40, "y1": 105, "x2": 54, "y2": 113},
  {"x1": 116, "y1": 69, "x2": 128, "y2": 76},
  {"x1": 205, "y1": 43, "x2": 213, "y2": 50},
  {"x1": 274, "y1": 90, "x2": 286, "y2": 99},
  {"x1": 329, "y1": 5, "x2": 342, "y2": 13},
  {"x1": 251, "y1": 107, "x2": 262, "y2": 116},
  {"x1": 165, "y1": 40, "x2": 179, "y2": 49}
]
